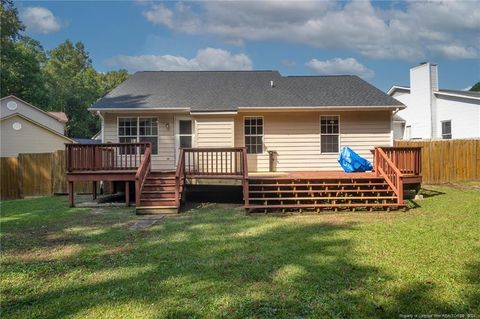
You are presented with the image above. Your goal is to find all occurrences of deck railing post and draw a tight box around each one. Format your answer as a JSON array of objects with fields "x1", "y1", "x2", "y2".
[
  {"x1": 175, "y1": 148, "x2": 185, "y2": 208},
  {"x1": 242, "y1": 147, "x2": 249, "y2": 208}
]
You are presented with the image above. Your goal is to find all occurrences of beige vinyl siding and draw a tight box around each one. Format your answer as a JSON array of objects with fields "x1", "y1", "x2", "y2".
[
  {"x1": 1, "y1": 96, "x2": 65, "y2": 135},
  {"x1": 103, "y1": 110, "x2": 391, "y2": 172},
  {"x1": 234, "y1": 110, "x2": 392, "y2": 172},
  {"x1": 194, "y1": 116, "x2": 234, "y2": 147},
  {"x1": 0, "y1": 115, "x2": 72, "y2": 157},
  {"x1": 103, "y1": 113, "x2": 176, "y2": 170}
]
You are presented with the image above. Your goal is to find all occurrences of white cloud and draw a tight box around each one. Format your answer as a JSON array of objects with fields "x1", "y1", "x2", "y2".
[
  {"x1": 105, "y1": 47, "x2": 253, "y2": 72},
  {"x1": 20, "y1": 7, "x2": 61, "y2": 34},
  {"x1": 142, "y1": 1, "x2": 480, "y2": 61},
  {"x1": 143, "y1": 4, "x2": 174, "y2": 27},
  {"x1": 428, "y1": 45, "x2": 478, "y2": 59},
  {"x1": 306, "y1": 58, "x2": 374, "y2": 79}
]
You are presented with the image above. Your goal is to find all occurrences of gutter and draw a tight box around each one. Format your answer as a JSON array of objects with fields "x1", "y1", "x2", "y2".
[
  {"x1": 433, "y1": 91, "x2": 480, "y2": 101},
  {"x1": 190, "y1": 111, "x2": 238, "y2": 115},
  {"x1": 237, "y1": 105, "x2": 405, "y2": 111},
  {"x1": 88, "y1": 107, "x2": 191, "y2": 112}
]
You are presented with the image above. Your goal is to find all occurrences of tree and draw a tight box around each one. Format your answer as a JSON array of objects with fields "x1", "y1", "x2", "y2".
[
  {"x1": 1, "y1": 0, "x2": 47, "y2": 105},
  {"x1": 10, "y1": 37, "x2": 48, "y2": 105},
  {"x1": 43, "y1": 40, "x2": 100, "y2": 137},
  {"x1": 470, "y1": 82, "x2": 480, "y2": 92},
  {"x1": 1, "y1": 1, "x2": 129, "y2": 138},
  {"x1": 98, "y1": 69, "x2": 129, "y2": 95},
  {"x1": 0, "y1": 0, "x2": 23, "y2": 44},
  {"x1": 43, "y1": 40, "x2": 92, "y2": 110}
]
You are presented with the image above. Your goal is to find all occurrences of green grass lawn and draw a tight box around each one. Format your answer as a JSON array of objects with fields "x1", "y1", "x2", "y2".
[{"x1": 1, "y1": 186, "x2": 479, "y2": 318}]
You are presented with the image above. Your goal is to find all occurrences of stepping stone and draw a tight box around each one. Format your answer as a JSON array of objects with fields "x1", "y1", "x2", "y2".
[{"x1": 129, "y1": 216, "x2": 164, "y2": 230}]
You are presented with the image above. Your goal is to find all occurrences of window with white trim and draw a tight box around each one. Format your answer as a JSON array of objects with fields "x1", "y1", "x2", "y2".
[
  {"x1": 118, "y1": 117, "x2": 158, "y2": 154},
  {"x1": 244, "y1": 117, "x2": 263, "y2": 154},
  {"x1": 441, "y1": 120, "x2": 452, "y2": 139},
  {"x1": 320, "y1": 115, "x2": 340, "y2": 153}
]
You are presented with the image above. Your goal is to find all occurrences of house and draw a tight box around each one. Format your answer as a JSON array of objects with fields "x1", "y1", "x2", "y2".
[
  {"x1": 0, "y1": 95, "x2": 75, "y2": 157},
  {"x1": 66, "y1": 71, "x2": 422, "y2": 213},
  {"x1": 388, "y1": 63, "x2": 480, "y2": 140},
  {"x1": 72, "y1": 138, "x2": 102, "y2": 145}
]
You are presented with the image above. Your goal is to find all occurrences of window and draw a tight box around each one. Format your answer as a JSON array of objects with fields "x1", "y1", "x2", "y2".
[
  {"x1": 405, "y1": 125, "x2": 411, "y2": 140},
  {"x1": 441, "y1": 120, "x2": 452, "y2": 139},
  {"x1": 118, "y1": 117, "x2": 158, "y2": 154},
  {"x1": 320, "y1": 116, "x2": 340, "y2": 153},
  {"x1": 178, "y1": 120, "x2": 192, "y2": 148},
  {"x1": 244, "y1": 117, "x2": 263, "y2": 154}
]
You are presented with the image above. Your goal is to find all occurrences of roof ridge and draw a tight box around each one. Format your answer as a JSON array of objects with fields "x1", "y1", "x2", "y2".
[
  {"x1": 135, "y1": 70, "x2": 278, "y2": 73},
  {"x1": 285, "y1": 75, "x2": 355, "y2": 78}
]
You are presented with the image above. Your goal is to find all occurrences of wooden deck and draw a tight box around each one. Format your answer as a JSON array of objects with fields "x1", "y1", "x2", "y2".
[
  {"x1": 249, "y1": 171, "x2": 376, "y2": 180},
  {"x1": 65, "y1": 144, "x2": 422, "y2": 213}
]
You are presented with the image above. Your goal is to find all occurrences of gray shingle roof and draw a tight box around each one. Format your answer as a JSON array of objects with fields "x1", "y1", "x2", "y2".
[{"x1": 90, "y1": 71, "x2": 403, "y2": 111}]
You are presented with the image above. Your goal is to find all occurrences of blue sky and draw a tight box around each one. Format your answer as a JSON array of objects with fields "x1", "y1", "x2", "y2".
[{"x1": 16, "y1": 1, "x2": 480, "y2": 91}]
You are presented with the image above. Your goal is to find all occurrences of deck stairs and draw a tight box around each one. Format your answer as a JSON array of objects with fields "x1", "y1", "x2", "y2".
[
  {"x1": 246, "y1": 175, "x2": 403, "y2": 213},
  {"x1": 136, "y1": 171, "x2": 181, "y2": 214}
]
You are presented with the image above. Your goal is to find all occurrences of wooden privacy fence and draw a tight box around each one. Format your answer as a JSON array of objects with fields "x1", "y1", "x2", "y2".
[
  {"x1": 1, "y1": 150, "x2": 94, "y2": 200},
  {"x1": 394, "y1": 139, "x2": 480, "y2": 184}
]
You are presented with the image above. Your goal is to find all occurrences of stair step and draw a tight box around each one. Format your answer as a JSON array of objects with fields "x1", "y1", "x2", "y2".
[
  {"x1": 249, "y1": 182, "x2": 388, "y2": 187},
  {"x1": 142, "y1": 190, "x2": 176, "y2": 194},
  {"x1": 136, "y1": 206, "x2": 178, "y2": 215},
  {"x1": 245, "y1": 203, "x2": 403, "y2": 209},
  {"x1": 144, "y1": 181, "x2": 177, "y2": 186},
  {"x1": 149, "y1": 171, "x2": 175, "y2": 175},
  {"x1": 141, "y1": 194, "x2": 176, "y2": 200},
  {"x1": 146, "y1": 177, "x2": 176, "y2": 181},
  {"x1": 140, "y1": 199, "x2": 177, "y2": 207},
  {"x1": 249, "y1": 196, "x2": 397, "y2": 201},
  {"x1": 143, "y1": 186, "x2": 177, "y2": 192},
  {"x1": 249, "y1": 189, "x2": 393, "y2": 194}
]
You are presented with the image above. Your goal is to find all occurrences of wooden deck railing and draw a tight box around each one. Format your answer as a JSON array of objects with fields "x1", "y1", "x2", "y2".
[
  {"x1": 182, "y1": 147, "x2": 247, "y2": 178},
  {"x1": 66, "y1": 143, "x2": 151, "y2": 171},
  {"x1": 135, "y1": 145, "x2": 152, "y2": 207},
  {"x1": 381, "y1": 147, "x2": 422, "y2": 176},
  {"x1": 175, "y1": 148, "x2": 186, "y2": 207},
  {"x1": 175, "y1": 147, "x2": 249, "y2": 206},
  {"x1": 374, "y1": 147, "x2": 404, "y2": 204}
]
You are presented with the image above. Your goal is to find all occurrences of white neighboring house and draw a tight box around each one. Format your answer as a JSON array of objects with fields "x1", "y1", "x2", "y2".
[{"x1": 388, "y1": 63, "x2": 480, "y2": 140}]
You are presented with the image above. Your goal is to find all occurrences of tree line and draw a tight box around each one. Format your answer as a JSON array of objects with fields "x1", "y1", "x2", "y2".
[{"x1": 1, "y1": 0, "x2": 128, "y2": 138}]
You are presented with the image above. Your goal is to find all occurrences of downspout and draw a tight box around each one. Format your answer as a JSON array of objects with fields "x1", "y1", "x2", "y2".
[
  {"x1": 97, "y1": 111, "x2": 105, "y2": 143},
  {"x1": 390, "y1": 107, "x2": 400, "y2": 146}
]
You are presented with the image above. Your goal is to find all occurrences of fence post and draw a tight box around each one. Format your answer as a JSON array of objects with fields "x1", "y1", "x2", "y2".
[{"x1": 18, "y1": 154, "x2": 24, "y2": 199}]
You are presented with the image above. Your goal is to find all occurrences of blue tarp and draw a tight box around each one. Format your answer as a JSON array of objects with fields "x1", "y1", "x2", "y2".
[{"x1": 338, "y1": 146, "x2": 373, "y2": 173}]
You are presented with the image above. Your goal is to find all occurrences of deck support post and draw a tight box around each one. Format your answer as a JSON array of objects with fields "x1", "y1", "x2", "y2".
[
  {"x1": 92, "y1": 181, "x2": 97, "y2": 200},
  {"x1": 68, "y1": 181, "x2": 74, "y2": 207},
  {"x1": 125, "y1": 181, "x2": 130, "y2": 206}
]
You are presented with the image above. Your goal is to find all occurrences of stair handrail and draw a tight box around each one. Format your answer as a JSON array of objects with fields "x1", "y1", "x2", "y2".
[
  {"x1": 175, "y1": 148, "x2": 186, "y2": 207},
  {"x1": 135, "y1": 144, "x2": 152, "y2": 207},
  {"x1": 374, "y1": 147, "x2": 404, "y2": 204}
]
